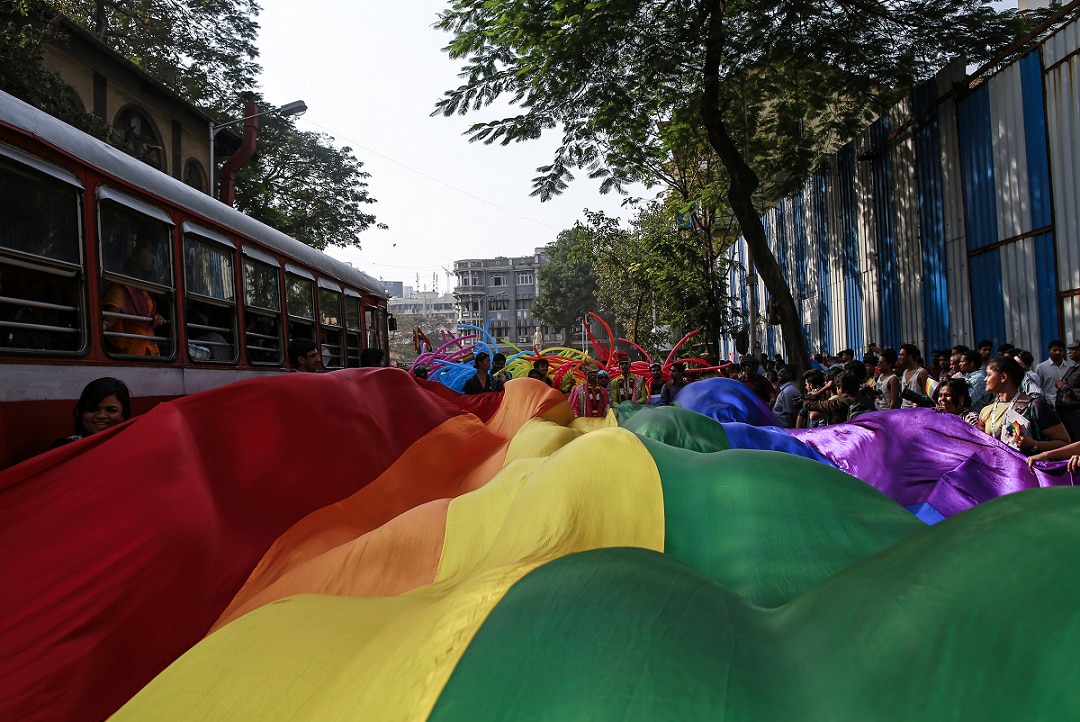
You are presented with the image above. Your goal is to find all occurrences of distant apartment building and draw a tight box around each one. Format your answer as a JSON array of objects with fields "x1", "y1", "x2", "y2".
[{"x1": 453, "y1": 251, "x2": 551, "y2": 347}]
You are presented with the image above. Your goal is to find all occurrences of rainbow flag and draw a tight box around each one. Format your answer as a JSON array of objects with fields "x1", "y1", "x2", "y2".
[
  {"x1": 2, "y1": 372, "x2": 1078, "y2": 721},
  {"x1": 925, "y1": 375, "x2": 940, "y2": 401}
]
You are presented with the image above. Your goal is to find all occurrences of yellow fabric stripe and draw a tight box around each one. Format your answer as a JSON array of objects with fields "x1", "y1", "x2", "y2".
[{"x1": 112, "y1": 425, "x2": 664, "y2": 722}]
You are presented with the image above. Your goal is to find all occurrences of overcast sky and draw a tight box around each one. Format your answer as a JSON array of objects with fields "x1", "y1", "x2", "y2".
[{"x1": 254, "y1": 0, "x2": 645, "y2": 295}]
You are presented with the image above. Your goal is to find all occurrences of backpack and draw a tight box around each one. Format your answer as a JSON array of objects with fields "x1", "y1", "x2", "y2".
[{"x1": 845, "y1": 397, "x2": 873, "y2": 421}]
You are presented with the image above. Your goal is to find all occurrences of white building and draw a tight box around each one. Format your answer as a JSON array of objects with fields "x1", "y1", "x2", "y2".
[{"x1": 453, "y1": 250, "x2": 551, "y2": 347}]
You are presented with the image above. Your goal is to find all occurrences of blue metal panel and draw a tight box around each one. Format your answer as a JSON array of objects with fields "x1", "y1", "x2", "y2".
[
  {"x1": 1021, "y1": 51, "x2": 1052, "y2": 230},
  {"x1": 813, "y1": 176, "x2": 832, "y2": 352},
  {"x1": 912, "y1": 79, "x2": 951, "y2": 352},
  {"x1": 836, "y1": 144, "x2": 863, "y2": 351},
  {"x1": 1019, "y1": 51, "x2": 1060, "y2": 349},
  {"x1": 870, "y1": 117, "x2": 902, "y2": 347},
  {"x1": 969, "y1": 250, "x2": 1007, "y2": 347},
  {"x1": 1034, "y1": 231, "x2": 1060, "y2": 351},
  {"x1": 957, "y1": 85, "x2": 999, "y2": 251}
]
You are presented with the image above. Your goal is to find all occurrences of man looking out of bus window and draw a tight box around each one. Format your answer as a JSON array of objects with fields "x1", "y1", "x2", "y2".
[{"x1": 288, "y1": 338, "x2": 321, "y2": 373}]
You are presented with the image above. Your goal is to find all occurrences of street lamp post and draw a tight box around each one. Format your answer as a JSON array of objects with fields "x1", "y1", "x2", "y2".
[{"x1": 208, "y1": 99, "x2": 307, "y2": 199}]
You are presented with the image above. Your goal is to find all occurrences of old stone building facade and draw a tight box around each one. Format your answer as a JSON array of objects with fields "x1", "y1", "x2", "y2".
[{"x1": 37, "y1": 17, "x2": 221, "y2": 192}]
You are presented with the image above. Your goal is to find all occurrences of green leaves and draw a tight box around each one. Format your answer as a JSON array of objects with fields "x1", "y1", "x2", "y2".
[
  {"x1": 435, "y1": 0, "x2": 1029, "y2": 367},
  {"x1": 0, "y1": 0, "x2": 385, "y2": 251},
  {"x1": 532, "y1": 228, "x2": 598, "y2": 342},
  {"x1": 234, "y1": 115, "x2": 383, "y2": 251}
]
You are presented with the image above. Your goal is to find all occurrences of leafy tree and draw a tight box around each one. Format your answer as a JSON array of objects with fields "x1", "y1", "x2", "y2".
[
  {"x1": 0, "y1": 1, "x2": 110, "y2": 136},
  {"x1": 1, "y1": 0, "x2": 385, "y2": 250},
  {"x1": 434, "y1": 0, "x2": 1027, "y2": 375},
  {"x1": 234, "y1": 112, "x2": 386, "y2": 250},
  {"x1": 63, "y1": 0, "x2": 262, "y2": 111},
  {"x1": 585, "y1": 202, "x2": 743, "y2": 358},
  {"x1": 532, "y1": 228, "x2": 598, "y2": 345}
]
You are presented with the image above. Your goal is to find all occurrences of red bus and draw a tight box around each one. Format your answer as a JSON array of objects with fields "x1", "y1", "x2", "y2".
[{"x1": 0, "y1": 90, "x2": 393, "y2": 469}]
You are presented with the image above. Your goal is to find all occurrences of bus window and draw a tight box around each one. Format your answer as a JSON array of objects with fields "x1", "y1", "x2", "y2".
[
  {"x1": 344, "y1": 291, "x2": 361, "y2": 367},
  {"x1": 183, "y1": 229, "x2": 237, "y2": 363},
  {"x1": 285, "y1": 269, "x2": 315, "y2": 344},
  {"x1": 98, "y1": 191, "x2": 175, "y2": 359},
  {"x1": 242, "y1": 253, "x2": 283, "y2": 365},
  {"x1": 0, "y1": 153, "x2": 85, "y2": 354},
  {"x1": 375, "y1": 307, "x2": 390, "y2": 351},
  {"x1": 365, "y1": 306, "x2": 377, "y2": 350},
  {"x1": 318, "y1": 283, "x2": 343, "y2": 369}
]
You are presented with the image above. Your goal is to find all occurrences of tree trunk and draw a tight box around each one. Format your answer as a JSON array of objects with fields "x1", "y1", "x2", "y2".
[{"x1": 698, "y1": 6, "x2": 809, "y2": 380}]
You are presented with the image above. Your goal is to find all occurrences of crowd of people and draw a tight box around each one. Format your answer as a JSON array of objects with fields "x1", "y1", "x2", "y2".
[
  {"x1": 426, "y1": 336, "x2": 1080, "y2": 469},
  {"x1": 762, "y1": 338, "x2": 1080, "y2": 465},
  {"x1": 49, "y1": 336, "x2": 1080, "y2": 473}
]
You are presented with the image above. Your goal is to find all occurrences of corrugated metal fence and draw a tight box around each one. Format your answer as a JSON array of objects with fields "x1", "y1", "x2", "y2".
[{"x1": 721, "y1": 14, "x2": 1080, "y2": 362}]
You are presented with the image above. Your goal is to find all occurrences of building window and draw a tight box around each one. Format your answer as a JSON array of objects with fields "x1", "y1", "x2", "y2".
[
  {"x1": 183, "y1": 159, "x2": 206, "y2": 192},
  {"x1": 489, "y1": 298, "x2": 509, "y2": 311},
  {"x1": 516, "y1": 272, "x2": 533, "y2": 285},
  {"x1": 491, "y1": 274, "x2": 506, "y2": 286},
  {"x1": 112, "y1": 107, "x2": 165, "y2": 171}
]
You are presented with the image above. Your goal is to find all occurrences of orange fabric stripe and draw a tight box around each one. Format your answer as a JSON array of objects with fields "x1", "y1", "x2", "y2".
[{"x1": 210, "y1": 378, "x2": 569, "y2": 633}]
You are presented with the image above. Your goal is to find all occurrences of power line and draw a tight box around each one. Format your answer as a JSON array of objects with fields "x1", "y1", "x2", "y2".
[{"x1": 300, "y1": 118, "x2": 561, "y2": 232}]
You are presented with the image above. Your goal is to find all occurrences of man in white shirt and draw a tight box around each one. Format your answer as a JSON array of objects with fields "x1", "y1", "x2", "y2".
[{"x1": 1036, "y1": 339, "x2": 1074, "y2": 407}]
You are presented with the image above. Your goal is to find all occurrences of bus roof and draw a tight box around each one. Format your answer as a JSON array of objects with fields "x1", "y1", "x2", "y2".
[{"x1": 0, "y1": 90, "x2": 388, "y2": 301}]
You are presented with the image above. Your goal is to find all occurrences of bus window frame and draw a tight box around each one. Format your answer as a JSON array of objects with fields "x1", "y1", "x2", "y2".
[
  {"x1": 344, "y1": 288, "x2": 361, "y2": 367},
  {"x1": 241, "y1": 245, "x2": 284, "y2": 366},
  {"x1": 182, "y1": 223, "x2": 238, "y2": 364},
  {"x1": 317, "y1": 277, "x2": 343, "y2": 369},
  {"x1": 284, "y1": 265, "x2": 316, "y2": 343},
  {"x1": 96, "y1": 186, "x2": 177, "y2": 361},
  {"x1": 0, "y1": 148, "x2": 87, "y2": 356}
]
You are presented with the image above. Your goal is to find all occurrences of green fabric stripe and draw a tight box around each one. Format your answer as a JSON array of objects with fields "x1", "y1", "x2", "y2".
[
  {"x1": 429, "y1": 490, "x2": 1080, "y2": 721},
  {"x1": 428, "y1": 547, "x2": 747, "y2": 722},
  {"x1": 616, "y1": 403, "x2": 732, "y2": 452},
  {"x1": 643, "y1": 440, "x2": 925, "y2": 607}
]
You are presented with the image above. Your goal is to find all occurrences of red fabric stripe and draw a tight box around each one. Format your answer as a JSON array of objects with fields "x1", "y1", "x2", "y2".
[{"x1": 0, "y1": 368, "x2": 466, "y2": 722}]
